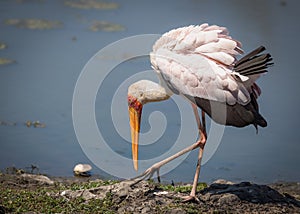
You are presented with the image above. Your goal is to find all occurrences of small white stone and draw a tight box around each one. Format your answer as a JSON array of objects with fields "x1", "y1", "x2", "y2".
[
  {"x1": 153, "y1": 191, "x2": 169, "y2": 195},
  {"x1": 73, "y1": 164, "x2": 92, "y2": 174}
]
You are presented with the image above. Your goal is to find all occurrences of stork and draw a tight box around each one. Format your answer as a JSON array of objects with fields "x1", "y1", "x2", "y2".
[{"x1": 127, "y1": 23, "x2": 273, "y2": 201}]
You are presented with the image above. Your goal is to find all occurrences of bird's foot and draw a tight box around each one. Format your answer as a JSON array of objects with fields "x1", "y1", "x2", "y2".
[
  {"x1": 181, "y1": 195, "x2": 200, "y2": 203},
  {"x1": 129, "y1": 163, "x2": 161, "y2": 186}
]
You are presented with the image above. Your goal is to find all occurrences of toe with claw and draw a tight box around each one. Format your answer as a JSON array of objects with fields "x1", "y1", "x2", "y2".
[
  {"x1": 181, "y1": 195, "x2": 200, "y2": 203},
  {"x1": 130, "y1": 163, "x2": 161, "y2": 186}
]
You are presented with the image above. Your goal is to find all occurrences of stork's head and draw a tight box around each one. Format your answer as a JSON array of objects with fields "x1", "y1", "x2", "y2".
[{"x1": 127, "y1": 80, "x2": 170, "y2": 170}]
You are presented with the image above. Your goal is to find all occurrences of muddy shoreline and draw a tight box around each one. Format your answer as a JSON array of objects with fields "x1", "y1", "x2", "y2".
[{"x1": 0, "y1": 171, "x2": 300, "y2": 213}]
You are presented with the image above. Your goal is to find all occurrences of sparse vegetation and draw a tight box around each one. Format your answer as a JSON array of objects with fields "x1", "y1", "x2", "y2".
[
  {"x1": 158, "y1": 182, "x2": 207, "y2": 193},
  {"x1": 0, "y1": 58, "x2": 15, "y2": 65},
  {"x1": 0, "y1": 171, "x2": 299, "y2": 213},
  {"x1": 0, "y1": 173, "x2": 119, "y2": 213},
  {"x1": 64, "y1": 0, "x2": 119, "y2": 10},
  {"x1": 4, "y1": 18, "x2": 63, "y2": 30}
]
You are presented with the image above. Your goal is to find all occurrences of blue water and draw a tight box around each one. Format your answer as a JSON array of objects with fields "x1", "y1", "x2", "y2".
[{"x1": 0, "y1": 0, "x2": 299, "y2": 184}]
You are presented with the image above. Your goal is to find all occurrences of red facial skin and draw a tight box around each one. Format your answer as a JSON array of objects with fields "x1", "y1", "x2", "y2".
[{"x1": 128, "y1": 94, "x2": 143, "y2": 114}]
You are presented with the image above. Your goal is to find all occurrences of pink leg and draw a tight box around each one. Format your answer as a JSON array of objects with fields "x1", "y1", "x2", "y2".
[
  {"x1": 130, "y1": 139, "x2": 204, "y2": 186},
  {"x1": 130, "y1": 104, "x2": 207, "y2": 203},
  {"x1": 183, "y1": 106, "x2": 207, "y2": 202}
]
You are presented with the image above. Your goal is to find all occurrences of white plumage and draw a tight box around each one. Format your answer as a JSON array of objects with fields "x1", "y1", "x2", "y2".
[{"x1": 150, "y1": 23, "x2": 254, "y2": 106}]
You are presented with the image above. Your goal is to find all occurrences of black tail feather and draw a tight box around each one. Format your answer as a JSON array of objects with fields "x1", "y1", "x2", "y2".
[
  {"x1": 234, "y1": 46, "x2": 273, "y2": 76},
  {"x1": 235, "y1": 46, "x2": 266, "y2": 67}
]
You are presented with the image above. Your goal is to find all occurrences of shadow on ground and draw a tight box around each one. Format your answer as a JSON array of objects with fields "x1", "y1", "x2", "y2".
[{"x1": 199, "y1": 180, "x2": 300, "y2": 207}]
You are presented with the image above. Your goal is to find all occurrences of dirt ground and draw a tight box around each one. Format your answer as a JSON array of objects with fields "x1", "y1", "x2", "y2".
[{"x1": 0, "y1": 171, "x2": 299, "y2": 213}]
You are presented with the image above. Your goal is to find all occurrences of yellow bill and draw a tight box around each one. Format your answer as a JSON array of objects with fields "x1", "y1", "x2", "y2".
[{"x1": 129, "y1": 105, "x2": 142, "y2": 170}]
